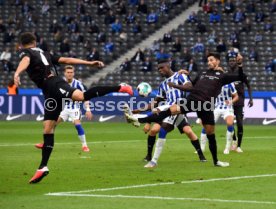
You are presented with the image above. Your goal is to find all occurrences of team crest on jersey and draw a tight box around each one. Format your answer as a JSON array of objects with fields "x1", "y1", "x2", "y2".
[{"x1": 59, "y1": 88, "x2": 66, "y2": 94}]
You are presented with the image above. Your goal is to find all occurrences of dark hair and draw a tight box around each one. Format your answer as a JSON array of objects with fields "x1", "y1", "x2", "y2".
[
  {"x1": 207, "y1": 52, "x2": 220, "y2": 60},
  {"x1": 20, "y1": 32, "x2": 36, "y2": 45},
  {"x1": 157, "y1": 58, "x2": 170, "y2": 64}
]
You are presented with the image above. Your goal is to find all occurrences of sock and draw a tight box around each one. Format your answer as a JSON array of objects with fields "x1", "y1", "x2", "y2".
[
  {"x1": 200, "y1": 128, "x2": 207, "y2": 151},
  {"x1": 232, "y1": 128, "x2": 237, "y2": 141},
  {"x1": 191, "y1": 139, "x2": 205, "y2": 160},
  {"x1": 75, "y1": 124, "x2": 87, "y2": 146},
  {"x1": 152, "y1": 138, "x2": 166, "y2": 164},
  {"x1": 147, "y1": 135, "x2": 156, "y2": 157},
  {"x1": 237, "y1": 125, "x2": 243, "y2": 147},
  {"x1": 138, "y1": 109, "x2": 172, "y2": 124},
  {"x1": 207, "y1": 134, "x2": 218, "y2": 165},
  {"x1": 226, "y1": 126, "x2": 234, "y2": 150},
  {"x1": 39, "y1": 134, "x2": 54, "y2": 169},
  {"x1": 83, "y1": 86, "x2": 120, "y2": 101}
]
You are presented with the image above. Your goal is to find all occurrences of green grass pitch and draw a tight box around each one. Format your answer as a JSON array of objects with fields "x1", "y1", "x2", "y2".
[{"x1": 0, "y1": 122, "x2": 275, "y2": 209}]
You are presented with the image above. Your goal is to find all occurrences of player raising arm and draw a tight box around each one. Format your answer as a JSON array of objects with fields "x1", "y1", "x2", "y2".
[{"x1": 14, "y1": 32, "x2": 133, "y2": 184}]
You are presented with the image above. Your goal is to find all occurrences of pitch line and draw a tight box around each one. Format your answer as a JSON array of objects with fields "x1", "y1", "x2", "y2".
[
  {"x1": 0, "y1": 136, "x2": 275, "y2": 147},
  {"x1": 45, "y1": 193, "x2": 276, "y2": 205},
  {"x1": 46, "y1": 173, "x2": 276, "y2": 195}
]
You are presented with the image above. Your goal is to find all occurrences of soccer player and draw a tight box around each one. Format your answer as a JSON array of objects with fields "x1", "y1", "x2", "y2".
[
  {"x1": 35, "y1": 65, "x2": 93, "y2": 152},
  {"x1": 125, "y1": 59, "x2": 206, "y2": 168},
  {"x1": 200, "y1": 82, "x2": 239, "y2": 154},
  {"x1": 126, "y1": 52, "x2": 246, "y2": 167},
  {"x1": 227, "y1": 52, "x2": 253, "y2": 153},
  {"x1": 14, "y1": 32, "x2": 133, "y2": 183}
]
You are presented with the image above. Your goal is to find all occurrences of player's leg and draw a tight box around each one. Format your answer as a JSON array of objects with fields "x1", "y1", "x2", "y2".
[
  {"x1": 72, "y1": 84, "x2": 133, "y2": 101},
  {"x1": 145, "y1": 123, "x2": 163, "y2": 167},
  {"x1": 231, "y1": 106, "x2": 238, "y2": 150},
  {"x1": 177, "y1": 116, "x2": 206, "y2": 162},
  {"x1": 70, "y1": 108, "x2": 90, "y2": 152},
  {"x1": 126, "y1": 104, "x2": 182, "y2": 126},
  {"x1": 29, "y1": 119, "x2": 56, "y2": 183},
  {"x1": 144, "y1": 123, "x2": 160, "y2": 162},
  {"x1": 235, "y1": 106, "x2": 244, "y2": 152},
  {"x1": 224, "y1": 114, "x2": 235, "y2": 154},
  {"x1": 73, "y1": 119, "x2": 90, "y2": 152},
  {"x1": 200, "y1": 111, "x2": 229, "y2": 167}
]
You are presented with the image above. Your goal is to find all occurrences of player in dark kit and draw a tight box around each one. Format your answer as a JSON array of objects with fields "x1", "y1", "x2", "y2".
[
  {"x1": 126, "y1": 52, "x2": 246, "y2": 167},
  {"x1": 227, "y1": 52, "x2": 253, "y2": 153},
  {"x1": 14, "y1": 32, "x2": 133, "y2": 184}
]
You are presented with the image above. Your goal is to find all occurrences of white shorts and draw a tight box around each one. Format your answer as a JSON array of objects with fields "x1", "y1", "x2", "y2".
[
  {"x1": 156, "y1": 104, "x2": 187, "y2": 127},
  {"x1": 214, "y1": 108, "x2": 234, "y2": 122},
  {"x1": 59, "y1": 108, "x2": 82, "y2": 122}
]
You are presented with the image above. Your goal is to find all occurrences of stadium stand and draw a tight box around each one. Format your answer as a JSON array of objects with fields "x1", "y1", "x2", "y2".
[
  {"x1": 96, "y1": 0, "x2": 275, "y2": 91},
  {"x1": 0, "y1": 0, "x2": 195, "y2": 89}
]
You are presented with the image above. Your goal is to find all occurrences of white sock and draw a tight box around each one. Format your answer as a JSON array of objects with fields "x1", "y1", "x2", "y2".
[
  {"x1": 226, "y1": 131, "x2": 233, "y2": 150},
  {"x1": 152, "y1": 138, "x2": 166, "y2": 164},
  {"x1": 200, "y1": 133, "x2": 207, "y2": 152},
  {"x1": 78, "y1": 135, "x2": 87, "y2": 147}
]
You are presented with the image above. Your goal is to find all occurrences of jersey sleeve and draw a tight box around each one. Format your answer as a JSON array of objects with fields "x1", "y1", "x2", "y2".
[
  {"x1": 18, "y1": 49, "x2": 31, "y2": 61},
  {"x1": 229, "y1": 83, "x2": 237, "y2": 95},
  {"x1": 50, "y1": 54, "x2": 61, "y2": 65},
  {"x1": 178, "y1": 74, "x2": 191, "y2": 85},
  {"x1": 77, "y1": 82, "x2": 86, "y2": 92},
  {"x1": 156, "y1": 84, "x2": 165, "y2": 99}
]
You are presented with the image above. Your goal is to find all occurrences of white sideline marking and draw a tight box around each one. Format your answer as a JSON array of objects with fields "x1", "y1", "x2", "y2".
[
  {"x1": 0, "y1": 136, "x2": 275, "y2": 147},
  {"x1": 46, "y1": 193, "x2": 276, "y2": 205},
  {"x1": 46, "y1": 174, "x2": 276, "y2": 195}
]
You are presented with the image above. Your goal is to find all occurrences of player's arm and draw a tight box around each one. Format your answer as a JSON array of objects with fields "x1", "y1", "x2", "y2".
[
  {"x1": 14, "y1": 56, "x2": 30, "y2": 86},
  {"x1": 58, "y1": 57, "x2": 104, "y2": 68},
  {"x1": 132, "y1": 97, "x2": 164, "y2": 114},
  {"x1": 167, "y1": 81, "x2": 193, "y2": 92},
  {"x1": 84, "y1": 100, "x2": 93, "y2": 120},
  {"x1": 244, "y1": 76, "x2": 253, "y2": 107}
]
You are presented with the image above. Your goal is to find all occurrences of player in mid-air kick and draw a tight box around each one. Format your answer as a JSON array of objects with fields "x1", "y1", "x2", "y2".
[
  {"x1": 35, "y1": 65, "x2": 93, "y2": 152},
  {"x1": 126, "y1": 52, "x2": 247, "y2": 167},
  {"x1": 14, "y1": 32, "x2": 133, "y2": 184}
]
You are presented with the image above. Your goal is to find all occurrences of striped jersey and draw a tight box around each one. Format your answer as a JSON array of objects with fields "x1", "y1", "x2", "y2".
[
  {"x1": 64, "y1": 78, "x2": 86, "y2": 110},
  {"x1": 215, "y1": 83, "x2": 237, "y2": 110},
  {"x1": 157, "y1": 72, "x2": 190, "y2": 105}
]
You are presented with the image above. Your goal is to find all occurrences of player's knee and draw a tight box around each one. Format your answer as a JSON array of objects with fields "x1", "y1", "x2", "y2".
[
  {"x1": 183, "y1": 126, "x2": 192, "y2": 135},
  {"x1": 170, "y1": 104, "x2": 180, "y2": 114},
  {"x1": 149, "y1": 128, "x2": 159, "y2": 136},
  {"x1": 72, "y1": 90, "x2": 84, "y2": 101},
  {"x1": 205, "y1": 126, "x2": 215, "y2": 135}
]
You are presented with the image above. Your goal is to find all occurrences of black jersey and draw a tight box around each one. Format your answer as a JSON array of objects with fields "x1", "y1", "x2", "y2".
[
  {"x1": 18, "y1": 48, "x2": 61, "y2": 89},
  {"x1": 233, "y1": 80, "x2": 245, "y2": 106},
  {"x1": 188, "y1": 68, "x2": 243, "y2": 102}
]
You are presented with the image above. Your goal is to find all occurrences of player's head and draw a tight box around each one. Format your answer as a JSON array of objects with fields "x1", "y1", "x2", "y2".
[
  {"x1": 19, "y1": 32, "x2": 37, "y2": 48},
  {"x1": 207, "y1": 52, "x2": 220, "y2": 70},
  {"x1": 64, "y1": 65, "x2": 75, "y2": 81},
  {"x1": 227, "y1": 51, "x2": 238, "y2": 69},
  {"x1": 157, "y1": 58, "x2": 172, "y2": 77}
]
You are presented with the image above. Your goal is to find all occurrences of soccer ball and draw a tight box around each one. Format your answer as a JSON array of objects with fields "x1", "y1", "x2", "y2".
[{"x1": 137, "y1": 82, "x2": 152, "y2": 97}]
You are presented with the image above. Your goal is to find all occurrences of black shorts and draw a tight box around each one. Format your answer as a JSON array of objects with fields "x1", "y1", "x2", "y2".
[
  {"x1": 234, "y1": 105, "x2": 244, "y2": 119},
  {"x1": 180, "y1": 98, "x2": 215, "y2": 125},
  {"x1": 42, "y1": 76, "x2": 77, "y2": 121},
  {"x1": 177, "y1": 116, "x2": 190, "y2": 134}
]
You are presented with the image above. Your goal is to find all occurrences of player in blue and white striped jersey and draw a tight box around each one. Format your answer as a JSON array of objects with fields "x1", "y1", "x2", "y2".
[
  {"x1": 125, "y1": 59, "x2": 206, "y2": 168},
  {"x1": 36, "y1": 65, "x2": 92, "y2": 152},
  {"x1": 200, "y1": 82, "x2": 239, "y2": 154}
]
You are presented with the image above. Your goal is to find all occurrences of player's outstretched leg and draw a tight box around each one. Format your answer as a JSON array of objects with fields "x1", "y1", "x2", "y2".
[{"x1": 83, "y1": 84, "x2": 133, "y2": 101}]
